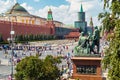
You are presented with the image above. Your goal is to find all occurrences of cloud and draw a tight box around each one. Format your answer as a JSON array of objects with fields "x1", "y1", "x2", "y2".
[
  {"x1": 32, "y1": 0, "x2": 103, "y2": 26},
  {"x1": 21, "y1": 3, "x2": 34, "y2": 13},
  {"x1": 14, "y1": 0, "x2": 17, "y2": 3},
  {"x1": 0, "y1": 0, "x2": 34, "y2": 14},
  {"x1": 34, "y1": 0, "x2": 40, "y2": 2},
  {"x1": 0, "y1": 0, "x2": 14, "y2": 13}
]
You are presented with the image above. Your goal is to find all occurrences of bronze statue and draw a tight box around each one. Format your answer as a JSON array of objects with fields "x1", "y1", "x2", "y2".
[{"x1": 74, "y1": 26, "x2": 100, "y2": 56}]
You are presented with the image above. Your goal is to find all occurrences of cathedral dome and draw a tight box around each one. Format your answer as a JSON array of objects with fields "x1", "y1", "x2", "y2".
[{"x1": 6, "y1": 3, "x2": 29, "y2": 15}]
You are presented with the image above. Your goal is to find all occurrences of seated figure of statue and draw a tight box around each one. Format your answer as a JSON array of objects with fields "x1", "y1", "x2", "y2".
[{"x1": 74, "y1": 32, "x2": 90, "y2": 56}]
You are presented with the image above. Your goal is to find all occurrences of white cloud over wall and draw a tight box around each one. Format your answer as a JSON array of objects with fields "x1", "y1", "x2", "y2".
[
  {"x1": 0, "y1": 0, "x2": 14, "y2": 13},
  {"x1": 0, "y1": 0, "x2": 104, "y2": 26},
  {"x1": 21, "y1": 3, "x2": 34, "y2": 12}
]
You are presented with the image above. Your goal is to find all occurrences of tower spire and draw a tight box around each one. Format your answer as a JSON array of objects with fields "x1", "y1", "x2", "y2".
[
  {"x1": 89, "y1": 17, "x2": 94, "y2": 33},
  {"x1": 89, "y1": 17, "x2": 93, "y2": 27},
  {"x1": 46, "y1": 8, "x2": 55, "y2": 35},
  {"x1": 47, "y1": 8, "x2": 53, "y2": 21},
  {"x1": 80, "y1": 0, "x2": 83, "y2": 12},
  {"x1": 80, "y1": 4, "x2": 83, "y2": 12}
]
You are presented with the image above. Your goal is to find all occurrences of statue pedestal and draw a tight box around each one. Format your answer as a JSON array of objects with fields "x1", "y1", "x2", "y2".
[{"x1": 71, "y1": 57, "x2": 105, "y2": 80}]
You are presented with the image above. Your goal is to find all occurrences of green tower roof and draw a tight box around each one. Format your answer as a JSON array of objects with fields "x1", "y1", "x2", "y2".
[
  {"x1": 80, "y1": 4, "x2": 83, "y2": 12},
  {"x1": 47, "y1": 8, "x2": 53, "y2": 20}
]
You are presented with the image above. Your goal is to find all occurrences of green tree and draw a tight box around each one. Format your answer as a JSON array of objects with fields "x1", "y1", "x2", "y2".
[
  {"x1": 15, "y1": 55, "x2": 61, "y2": 80},
  {"x1": 100, "y1": 0, "x2": 120, "y2": 80},
  {"x1": 42, "y1": 55, "x2": 61, "y2": 80},
  {"x1": 98, "y1": 0, "x2": 120, "y2": 34},
  {"x1": 103, "y1": 0, "x2": 120, "y2": 15},
  {"x1": 15, "y1": 56, "x2": 43, "y2": 80},
  {"x1": 98, "y1": 12, "x2": 115, "y2": 32},
  {"x1": 15, "y1": 35, "x2": 19, "y2": 42},
  {"x1": 29, "y1": 34, "x2": 33, "y2": 41},
  {"x1": 102, "y1": 20, "x2": 120, "y2": 80},
  {"x1": 0, "y1": 34, "x2": 3, "y2": 42},
  {"x1": 19, "y1": 35, "x2": 24, "y2": 41}
]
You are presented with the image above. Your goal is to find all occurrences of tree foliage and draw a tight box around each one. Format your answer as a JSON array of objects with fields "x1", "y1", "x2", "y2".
[
  {"x1": 15, "y1": 34, "x2": 57, "y2": 42},
  {"x1": 103, "y1": 0, "x2": 120, "y2": 15},
  {"x1": 0, "y1": 34, "x2": 3, "y2": 42},
  {"x1": 102, "y1": 20, "x2": 120, "y2": 80},
  {"x1": 100, "y1": 0, "x2": 120, "y2": 80},
  {"x1": 98, "y1": 0, "x2": 120, "y2": 33},
  {"x1": 15, "y1": 55, "x2": 61, "y2": 80},
  {"x1": 98, "y1": 12, "x2": 116, "y2": 32}
]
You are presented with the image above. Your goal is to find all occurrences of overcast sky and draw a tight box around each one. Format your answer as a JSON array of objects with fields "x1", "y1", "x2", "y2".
[{"x1": 0, "y1": 0, "x2": 104, "y2": 26}]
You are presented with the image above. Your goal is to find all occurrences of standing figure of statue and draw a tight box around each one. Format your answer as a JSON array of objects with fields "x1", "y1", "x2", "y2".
[
  {"x1": 91, "y1": 26, "x2": 100, "y2": 54},
  {"x1": 87, "y1": 32, "x2": 94, "y2": 54}
]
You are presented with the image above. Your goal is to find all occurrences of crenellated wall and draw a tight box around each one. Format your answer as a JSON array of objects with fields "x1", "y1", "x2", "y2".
[{"x1": 0, "y1": 20, "x2": 53, "y2": 41}]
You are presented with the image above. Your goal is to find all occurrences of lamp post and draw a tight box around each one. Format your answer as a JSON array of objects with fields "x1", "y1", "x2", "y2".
[
  {"x1": 2, "y1": 10, "x2": 16, "y2": 80},
  {"x1": 7, "y1": 16, "x2": 15, "y2": 80},
  {"x1": 11, "y1": 30, "x2": 15, "y2": 80}
]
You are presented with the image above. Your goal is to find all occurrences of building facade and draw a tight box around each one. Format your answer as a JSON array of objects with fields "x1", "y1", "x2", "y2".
[
  {"x1": 0, "y1": 3, "x2": 75, "y2": 41},
  {"x1": 0, "y1": 3, "x2": 63, "y2": 27}
]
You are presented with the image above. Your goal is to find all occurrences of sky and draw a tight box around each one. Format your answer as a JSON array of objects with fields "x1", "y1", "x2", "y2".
[{"x1": 0, "y1": 0, "x2": 104, "y2": 26}]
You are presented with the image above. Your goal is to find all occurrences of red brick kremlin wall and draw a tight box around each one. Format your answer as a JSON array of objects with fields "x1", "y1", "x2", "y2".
[{"x1": 0, "y1": 20, "x2": 53, "y2": 41}]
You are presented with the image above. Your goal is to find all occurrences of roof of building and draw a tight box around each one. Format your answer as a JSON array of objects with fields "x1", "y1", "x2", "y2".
[
  {"x1": 0, "y1": 3, "x2": 47, "y2": 20},
  {"x1": 0, "y1": 2, "x2": 64, "y2": 25},
  {"x1": 65, "y1": 31, "x2": 80, "y2": 38},
  {"x1": 6, "y1": 3, "x2": 29, "y2": 15}
]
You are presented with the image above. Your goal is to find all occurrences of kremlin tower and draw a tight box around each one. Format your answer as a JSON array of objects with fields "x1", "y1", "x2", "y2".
[
  {"x1": 74, "y1": 4, "x2": 87, "y2": 33},
  {"x1": 89, "y1": 17, "x2": 94, "y2": 34},
  {"x1": 46, "y1": 8, "x2": 55, "y2": 35},
  {"x1": 74, "y1": 3, "x2": 95, "y2": 35}
]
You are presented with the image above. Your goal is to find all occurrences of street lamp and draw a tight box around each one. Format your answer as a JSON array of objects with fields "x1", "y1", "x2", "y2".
[
  {"x1": 10, "y1": 22, "x2": 15, "y2": 80},
  {"x1": 7, "y1": 17, "x2": 15, "y2": 80},
  {"x1": 7, "y1": 39, "x2": 14, "y2": 79},
  {"x1": 2, "y1": 10, "x2": 16, "y2": 80}
]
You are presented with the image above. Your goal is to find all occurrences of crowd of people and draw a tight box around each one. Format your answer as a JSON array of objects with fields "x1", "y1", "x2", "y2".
[{"x1": 0, "y1": 40, "x2": 76, "y2": 79}]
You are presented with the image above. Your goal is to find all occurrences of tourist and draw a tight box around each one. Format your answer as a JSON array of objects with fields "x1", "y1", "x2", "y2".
[
  {"x1": 8, "y1": 75, "x2": 12, "y2": 80},
  {"x1": 8, "y1": 58, "x2": 11, "y2": 65},
  {"x1": 17, "y1": 58, "x2": 21, "y2": 63},
  {"x1": 0, "y1": 59, "x2": 1, "y2": 65}
]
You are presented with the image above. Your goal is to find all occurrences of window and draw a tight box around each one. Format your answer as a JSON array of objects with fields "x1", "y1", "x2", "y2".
[
  {"x1": 32, "y1": 20, "x2": 35, "y2": 24},
  {"x1": 22, "y1": 19, "x2": 24, "y2": 23},
  {"x1": 26, "y1": 19, "x2": 28, "y2": 24}
]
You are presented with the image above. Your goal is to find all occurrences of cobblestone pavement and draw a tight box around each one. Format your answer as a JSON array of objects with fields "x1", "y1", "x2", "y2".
[{"x1": 0, "y1": 40, "x2": 77, "y2": 79}]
